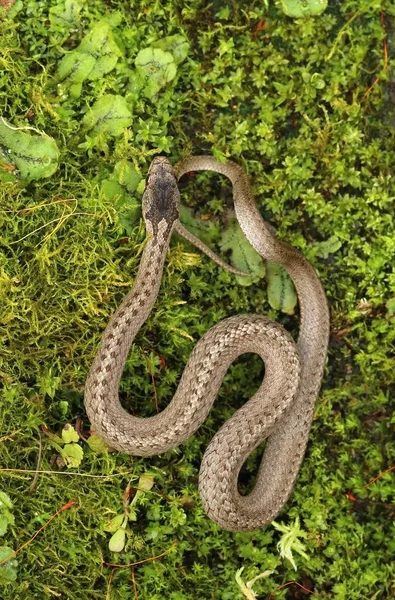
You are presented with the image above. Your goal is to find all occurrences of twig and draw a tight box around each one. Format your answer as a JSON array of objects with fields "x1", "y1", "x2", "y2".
[
  {"x1": 361, "y1": 10, "x2": 388, "y2": 102},
  {"x1": 364, "y1": 465, "x2": 395, "y2": 488},
  {"x1": 106, "y1": 568, "x2": 116, "y2": 600},
  {"x1": 268, "y1": 580, "x2": 322, "y2": 599},
  {"x1": 0, "y1": 467, "x2": 134, "y2": 479},
  {"x1": 0, "y1": 500, "x2": 76, "y2": 568},
  {"x1": 104, "y1": 541, "x2": 176, "y2": 568},
  {"x1": 131, "y1": 567, "x2": 139, "y2": 599}
]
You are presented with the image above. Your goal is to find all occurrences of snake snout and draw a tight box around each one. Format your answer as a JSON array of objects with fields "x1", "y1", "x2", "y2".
[{"x1": 143, "y1": 156, "x2": 180, "y2": 233}]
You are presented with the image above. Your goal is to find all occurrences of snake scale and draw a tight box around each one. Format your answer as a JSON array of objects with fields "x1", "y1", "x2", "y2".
[{"x1": 84, "y1": 156, "x2": 329, "y2": 532}]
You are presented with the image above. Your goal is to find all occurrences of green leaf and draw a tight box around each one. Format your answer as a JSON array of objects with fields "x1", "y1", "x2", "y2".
[
  {"x1": 219, "y1": 219, "x2": 265, "y2": 286},
  {"x1": 0, "y1": 118, "x2": 59, "y2": 182},
  {"x1": 109, "y1": 527, "x2": 126, "y2": 552},
  {"x1": 49, "y1": 0, "x2": 83, "y2": 30},
  {"x1": 113, "y1": 160, "x2": 142, "y2": 194},
  {"x1": 61, "y1": 424, "x2": 79, "y2": 444},
  {"x1": 314, "y1": 235, "x2": 342, "y2": 259},
  {"x1": 37, "y1": 368, "x2": 61, "y2": 399},
  {"x1": 133, "y1": 48, "x2": 177, "y2": 99},
  {"x1": 137, "y1": 473, "x2": 155, "y2": 492},
  {"x1": 83, "y1": 95, "x2": 133, "y2": 136},
  {"x1": 79, "y1": 21, "x2": 122, "y2": 80},
  {"x1": 61, "y1": 443, "x2": 83, "y2": 468},
  {"x1": 266, "y1": 261, "x2": 297, "y2": 315},
  {"x1": 0, "y1": 547, "x2": 17, "y2": 583},
  {"x1": 152, "y1": 35, "x2": 190, "y2": 65},
  {"x1": 280, "y1": 0, "x2": 327, "y2": 17},
  {"x1": 56, "y1": 52, "x2": 96, "y2": 98},
  {"x1": 385, "y1": 297, "x2": 395, "y2": 317},
  {"x1": 131, "y1": 472, "x2": 155, "y2": 507},
  {"x1": 179, "y1": 206, "x2": 218, "y2": 245},
  {"x1": 103, "y1": 514, "x2": 125, "y2": 533},
  {"x1": 0, "y1": 515, "x2": 9, "y2": 537},
  {"x1": 235, "y1": 566, "x2": 274, "y2": 600},
  {"x1": 272, "y1": 516, "x2": 309, "y2": 571},
  {"x1": 56, "y1": 20, "x2": 122, "y2": 98},
  {"x1": 87, "y1": 434, "x2": 109, "y2": 454},
  {"x1": 0, "y1": 492, "x2": 13, "y2": 511}
]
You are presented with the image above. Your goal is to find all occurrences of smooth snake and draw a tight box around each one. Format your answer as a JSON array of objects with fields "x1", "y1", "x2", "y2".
[{"x1": 84, "y1": 156, "x2": 329, "y2": 532}]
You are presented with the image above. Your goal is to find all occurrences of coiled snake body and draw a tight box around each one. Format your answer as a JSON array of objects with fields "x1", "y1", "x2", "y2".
[{"x1": 85, "y1": 156, "x2": 329, "y2": 532}]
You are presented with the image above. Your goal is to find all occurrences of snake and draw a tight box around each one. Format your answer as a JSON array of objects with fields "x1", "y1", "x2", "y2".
[{"x1": 84, "y1": 156, "x2": 329, "y2": 532}]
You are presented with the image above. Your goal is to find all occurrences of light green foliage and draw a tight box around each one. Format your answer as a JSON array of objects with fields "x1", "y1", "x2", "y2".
[
  {"x1": 0, "y1": 118, "x2": 59, "y2": 182},
  {"x1": 130, "y1": 35, "x2": 189, "y2": 100},
  {"x1": 83, "y1": 95, "x2": 133, "y2": 136},
  {"x1": 0, "y1": 492, "x2": 14, "y2": 537},
  {"x1": 0, "y1": 495, "x2": 17, "y2": 584},
  {"x1": 56, "y1": 19, "x2": 122, "y2": 97},
  {"x1": 219, "y1": 219, "x2": 265, "y2": 285},
  {"x1": 0, "y1": 0, "x2": 394, "y2": 598},
  {"x1": 49, "y1": 0, "x2": 84, "y2": 31},
  {"x1": 280, "y1": 0, "x2": 328, "y2": 17},
  {"x1": 266, "y1": 261, "x2": 297, "y2": 314},
  {"x1": 235, "y1": 566, "x2": 274, "y2": 599},
  {"x1": 0, "y1": 547, "x2": 18, "y2": 583},
  {"x1": 272, "y1": 517, "x2": 309, "y2": 570},
  {"x1": 104, "y1": 473, "x2": 156, "y2": 552}
]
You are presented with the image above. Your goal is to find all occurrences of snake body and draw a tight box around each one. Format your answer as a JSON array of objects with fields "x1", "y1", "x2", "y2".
[{"x1": 85, "y1": 156, "x2": 329, "y2": 532}]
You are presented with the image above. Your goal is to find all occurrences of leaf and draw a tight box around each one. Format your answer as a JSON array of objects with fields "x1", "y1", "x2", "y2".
[
  {"x1": 235, "y1": 566, "x2": 273, "y2": 600},
  {"x1": 78, "y1": 21, "x2": 122, "y2": 80},
  {"x1": 56, "y1": 20, "x2": 122, "y2": 98},
  {"x1": 56, "y1": 52, "x2": 96, "y2": 98},
  {"x1": 83, "y1": 95, "x2": 133, "y2": 136},
  {"x1": 385, "y1": 297, "x2": 395, "y2": 317},
  {"x1": 0, "y1": 118, "x2": 59, "y2": 182},
  {"x1": 101, "y1": 159, "x2": 143, "y2": 234},
  {"x1": 179, "y1": 206, "x2": 218, "y2": 245},
  {"x1": 113, "y1": 160, "x2": 142, "y2": 194},
  {"x1": 152, "y1": 35, "x2": 190, "y2": 65},
  {"x1": 0, "y1": 492, "x2": 13, "y2": 511},
  {"x1": 61, "y1": 424, "x2": 79, "y2": 444},
  {"x1": 49, "y1": 0, "x2": 83, "y2": 29},
  {"x1": 272, "y1": 517, "x2": 309, "y2": 571},
  {"x1": 109, "y1": 527, "x2": 126, "y2": 552},
  {"x1": 134, "y1": 48, "x2": 177, "y2": 99},
  {"x1": 131, "y1": 472, "x2": 155, "y2": 506},
  {"x1": 314, "y1": 235, "x2": 342, "y2": 259},
  {"x1": 87, "y1": 434, "x2": 109, "y2": 454},
  {"x1": 266, "y1": 261, "x2": 297, "y2": 315},
  {"x1": 103, "y1": 514, "x2": 125, "y2": 533},
  {"x1": 0, "y1": 547, "x2": 18, "y2": 583},
  {"x1": 61, "y1": 443, "x2": 83, "y2": 468},
  {"x1": 280, "y1": 0, "x2": 327, "y2": 18},
  {"x1": 138, "y1": 473, "x2": 155, "y2": 492},
  {"x1": 219, "y1": 219, "x2": 265, "y2": 286},
  {"x1": 0, "y1": 516, "x2": 9, "y2": 537}
]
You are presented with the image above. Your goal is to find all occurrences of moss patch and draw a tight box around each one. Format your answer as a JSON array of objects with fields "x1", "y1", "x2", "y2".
[{"x1": 0, "y1": 0, "x2": 394, "y2": 598}]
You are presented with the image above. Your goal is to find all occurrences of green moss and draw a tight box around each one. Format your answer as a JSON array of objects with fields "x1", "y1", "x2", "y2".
[{"x1": 0, "y1": 0, "x2": 394, "y2": 598}]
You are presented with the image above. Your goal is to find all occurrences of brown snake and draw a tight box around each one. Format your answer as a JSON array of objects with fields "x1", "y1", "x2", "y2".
[{"x1": 84, "y1": 156, "x2": 329, "y2": 532}]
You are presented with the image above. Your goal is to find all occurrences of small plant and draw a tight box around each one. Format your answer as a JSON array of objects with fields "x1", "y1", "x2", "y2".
[
  {"x1": 0, "y1": 492, "x2": 17, "y2": 584},
  {"x1": 104, "y1": 473, "x2": 155, "y2": 553},
  {"x1": 272, "y1": 517, "x2": 309, "y2": 571}
]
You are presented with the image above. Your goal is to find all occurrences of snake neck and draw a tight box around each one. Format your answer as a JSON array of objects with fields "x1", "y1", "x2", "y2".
[{"x1": 97, "y1": 222, "x2": 173, "y2": 373}]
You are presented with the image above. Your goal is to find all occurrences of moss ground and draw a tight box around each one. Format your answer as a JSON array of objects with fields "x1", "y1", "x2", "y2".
[{"x1": 0, "y1": 1, "x2": 394, "y2": 598}]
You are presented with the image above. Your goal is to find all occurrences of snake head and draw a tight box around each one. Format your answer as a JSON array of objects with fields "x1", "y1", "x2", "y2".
[{"x1": 142, "y1": 157, "x2": 180, "y2": 237}]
